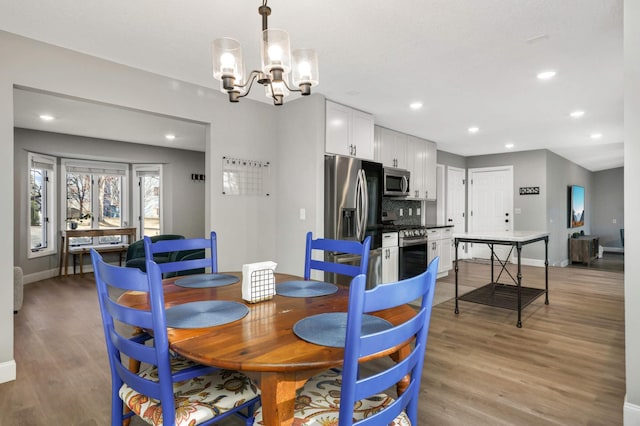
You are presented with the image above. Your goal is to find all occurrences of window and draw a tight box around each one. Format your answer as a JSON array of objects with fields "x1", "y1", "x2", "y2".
[
  {"x1": 28, "y1": 153, "x2": 56, "y2": 258},
  {"x1": 133, "y1": 165, "x2": 163, "y2": 238},
  {"x1": 62, "y1": 159, "x2": 128, "y2": 246}
]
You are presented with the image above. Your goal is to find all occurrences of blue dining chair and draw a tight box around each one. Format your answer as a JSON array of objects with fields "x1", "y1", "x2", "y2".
[
  {"x1": 90, "y1": 249, "x2": 260, "y2": 426},
  {"x1": 303, "y1": 231, "x2": 371, "y2": 280},
  {"x1": 254, "y1": 256, "x2": 439, "y2": 425},
  {"x1": 144, "y1": 231, "x2": 218, "y2": 277}
]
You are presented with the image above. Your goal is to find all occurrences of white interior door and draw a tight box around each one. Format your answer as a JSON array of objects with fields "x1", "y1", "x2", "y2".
[
  {"x1": 446, "y1": 166, "x2": 467, "y2": 259},
  {"x1": 469, "y1": 166, "x2": 513, "y2": 259}
]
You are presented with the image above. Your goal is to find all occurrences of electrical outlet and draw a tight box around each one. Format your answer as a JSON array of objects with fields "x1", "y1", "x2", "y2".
[
  {"x1": 299, "y1": 208, "x2": 306, "y2": 220},
  {"x1": 399, "y1": 209, "x2": 403, "y2": 217}
]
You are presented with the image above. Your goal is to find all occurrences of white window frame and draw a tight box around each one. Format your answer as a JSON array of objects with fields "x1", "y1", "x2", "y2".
[
  {"x1": 133, "y1": 164, "x2": 164, "y2": 238},
  {"x1": 27, "y1": 153, "x2": 57, "y2": 259},
  {"x1": 61, "y1": 158, "x2": 129, "y2": 245}
]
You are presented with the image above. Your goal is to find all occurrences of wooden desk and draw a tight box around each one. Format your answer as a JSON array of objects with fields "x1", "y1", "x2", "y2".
[
  {"x1": 118, "y1": 272, "x2": 416, "y2": 426},
  {"x1": 453, "y1": 231, "x2": 549, "y2": 328},
  {"x1": 59, "y1": 227, "x2": 136, "y2": 277}
]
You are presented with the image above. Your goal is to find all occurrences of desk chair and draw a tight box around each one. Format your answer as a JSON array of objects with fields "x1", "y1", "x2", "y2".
[
  {"x1": 144, "y1": 231, "x2": 217, "y2": 277},
  {"x1": 254, "y1": 257, "x2": 439, "y2": 425},
  {"x1": 91, "y1": 249, "x2": 260, "y2": 426},
  {"x1": 303, "y1": 231, "x2": 371, "y2": 280}
]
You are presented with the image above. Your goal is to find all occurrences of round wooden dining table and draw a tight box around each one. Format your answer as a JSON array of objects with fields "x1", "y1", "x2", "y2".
[{"x1": 118, "y1": 272, "x2": 417, "y2": 426}]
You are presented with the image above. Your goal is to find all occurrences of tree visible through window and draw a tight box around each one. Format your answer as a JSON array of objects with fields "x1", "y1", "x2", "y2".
[{"x1": 63, "y1": 160, "x2": 128, "y2": 245}]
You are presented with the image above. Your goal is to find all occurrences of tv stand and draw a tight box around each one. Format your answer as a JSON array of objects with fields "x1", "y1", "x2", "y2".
[{"x1": 569, "y1": 235, "x2": 599, "y2": 266}]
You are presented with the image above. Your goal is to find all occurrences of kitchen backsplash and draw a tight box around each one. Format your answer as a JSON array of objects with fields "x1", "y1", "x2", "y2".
[{"x1": 382, "y1": 198, "x2": 422, "y2": 226}]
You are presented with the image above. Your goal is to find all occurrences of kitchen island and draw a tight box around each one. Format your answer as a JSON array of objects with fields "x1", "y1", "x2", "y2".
[{"x1": 453, "y1": 231, "x2": 549, "y2": 328}]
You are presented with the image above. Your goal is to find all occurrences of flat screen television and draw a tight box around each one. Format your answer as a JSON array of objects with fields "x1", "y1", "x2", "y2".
[{"x1": 568, "y1": 185, "x2": 585, "y2": 228}]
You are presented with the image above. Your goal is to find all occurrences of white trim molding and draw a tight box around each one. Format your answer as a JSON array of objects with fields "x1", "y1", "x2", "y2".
[
  {"x1": 0, "y1": 359, "x2": 16, "y2": 383},
  {"x1": 624, "y1": 395, "x2": 640, "y2": 425}
]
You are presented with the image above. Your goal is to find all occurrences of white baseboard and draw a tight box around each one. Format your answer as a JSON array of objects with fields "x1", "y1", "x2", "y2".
[
  {"x1": 518, "y1": 257, "x2": 546, "y2": 268},
  {"x1": 23, "y1": 268, "x2": 59, "y2": 284},
  {"x1": 24, "y1": 265, "x2": 97, "y2": 285},
  {"x1": 0, "y1": 360, "x2": 16, "y2": 383},
  {"x1": 624, "y1": 395, "x2": 640, "y2": 425}
]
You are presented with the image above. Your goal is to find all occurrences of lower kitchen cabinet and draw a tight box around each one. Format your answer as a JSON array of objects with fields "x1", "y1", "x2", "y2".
[
  {"x1": 381, "y1": 232, "x2": 399, "y2": 283},
  {"x1": 427, "y1": 227, "x2": 453, "y2": 275}
]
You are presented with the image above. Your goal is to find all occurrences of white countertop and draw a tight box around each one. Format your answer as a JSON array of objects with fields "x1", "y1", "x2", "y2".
[{"x1": 452, "y1": 230, "x2": 549, "y2": 242}]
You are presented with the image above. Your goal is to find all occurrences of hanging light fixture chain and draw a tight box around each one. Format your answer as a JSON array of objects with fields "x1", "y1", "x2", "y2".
[{"x1": 259, "y1": 0, "x2": 271, "y2": 32}]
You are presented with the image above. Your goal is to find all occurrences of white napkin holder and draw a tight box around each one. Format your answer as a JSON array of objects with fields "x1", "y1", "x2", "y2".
[{"x1": 242, "y1": 261, "x2": 277, "y2": 303}]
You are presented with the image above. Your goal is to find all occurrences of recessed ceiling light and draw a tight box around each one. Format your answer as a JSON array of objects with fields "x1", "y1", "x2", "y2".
[
  {"x1": 569, "y1": 110, "x2": 585, "y2": 118},
  {"x1": 39, "y1": 114, "x2": 55, "y2": 121},
  {"x1": 468, "y1": 126, "x2": 479, "y2": 134},
  {"x1": 409, "y1": 102, "x2": 423, "y2": 110},
  {"x1": 505, "y1": 143, "x2": 515, "y2": 149},
  {"x1": 590, "y1": 133, "x2": 602, "y2": 139},
  {"x1": 537, "y1": 70, "x2": 557, "y2": 80},
  {"x1": 165, "y1": 134, "x2": 176, "y2": 141}
]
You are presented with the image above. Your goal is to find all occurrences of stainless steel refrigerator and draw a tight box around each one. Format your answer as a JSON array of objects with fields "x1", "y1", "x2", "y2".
[{"x1": 324, "y1": 154, "x2": 383, "y2": 288}]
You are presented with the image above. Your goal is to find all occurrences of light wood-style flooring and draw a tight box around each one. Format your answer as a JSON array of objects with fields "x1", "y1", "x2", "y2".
[{"x1": 0, "y1": 260, "x2": 625, "y2": 425}]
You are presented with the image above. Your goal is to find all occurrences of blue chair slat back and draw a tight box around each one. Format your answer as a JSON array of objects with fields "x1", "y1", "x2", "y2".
[
  {"x1": 91, "y1": 249, "x2": 178, "y2": 423},
  {"x1": 338, "y1": 256, "x2": 439, "y2": 426},
  {"x1": 144, "y1": 231, "x2": 218, "y2": 275},
  {"x1": 303, "y1": 232, "x2": 371, "y2": 280}
]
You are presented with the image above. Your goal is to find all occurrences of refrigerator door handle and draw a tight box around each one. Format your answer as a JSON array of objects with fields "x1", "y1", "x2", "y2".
[
  {"x1": 355, "y1": 170, "x2": 363, "y2": 240},
  {"x1": 360, "y1": 169, "x2": 369, "y2": 242}
]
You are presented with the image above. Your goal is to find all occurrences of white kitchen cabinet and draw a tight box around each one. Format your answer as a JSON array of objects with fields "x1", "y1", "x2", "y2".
[
  {"x1": 381, "y1": 232, "x2": 399, "y2": 283},
  {"x1": 427, "y1": 227, "x2": 453, "y2": 274},
  {"x1": 376, "y1": 126, "x2": 407, "y2": 169},
  {"x1": 407, "y1": 135, "x2": 437, "y2": 200},
  {"x1": 424, "y1": 139, "x2": 437, "y2": 200},
  {"x1": 325, "y1": 100, "x2": 374, "y2": 160}
]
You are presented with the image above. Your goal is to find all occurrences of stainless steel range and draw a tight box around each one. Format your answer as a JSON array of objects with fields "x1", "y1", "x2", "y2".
[
  {"x1": 397, "y1": 227, "x2": 429, "y2": 280},
  {"x1": 398, "y1": 228, "x2": 428, "y2": 247}
]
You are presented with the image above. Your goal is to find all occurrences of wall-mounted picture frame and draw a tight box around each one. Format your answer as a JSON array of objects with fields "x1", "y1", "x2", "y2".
[{"x1": 568, "y1": 185, "x2": 585, "y2": 228}]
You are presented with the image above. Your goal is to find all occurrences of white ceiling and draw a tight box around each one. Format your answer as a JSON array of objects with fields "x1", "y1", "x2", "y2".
[{"x1": 2, "y1": 0, "x2": 624, "y2": 171}]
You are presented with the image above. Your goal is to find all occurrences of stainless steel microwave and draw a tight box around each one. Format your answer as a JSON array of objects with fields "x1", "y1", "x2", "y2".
[{"x1": 383, "y1": 167, "x2": 410, "y2": 196}]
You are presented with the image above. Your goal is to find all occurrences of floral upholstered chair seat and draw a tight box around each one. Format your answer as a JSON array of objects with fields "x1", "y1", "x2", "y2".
[
  {"x1": 120, "y1": 357, "x2": 260, "y2": 426},
  {"x1": 253, "y1": 369, "x2": 411, "y2": 425}
]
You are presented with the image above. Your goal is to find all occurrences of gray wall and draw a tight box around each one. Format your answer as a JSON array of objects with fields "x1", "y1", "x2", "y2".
[
  {"x1": 466, "y1": 150, "x2": 549, "y2": 262},
  {"x1": 545, "y1": 151, "x2": 593, "y2": 265},
  {"x1": 592, "y1": 167, "x2": 624, "y2": 247},
  {"x1": 437, "y1": 150, "x2": 467, "y2": 169},
  {"x1": 13, "y1": 128, "x2": 206, "y2": 278},
  {"x1": 275, "y1": 94, "x2": 326, "y2": 276}
]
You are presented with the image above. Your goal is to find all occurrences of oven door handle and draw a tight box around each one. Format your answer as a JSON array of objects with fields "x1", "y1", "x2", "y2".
[{"x1": 400, "y1": 239, "x2": 428, "y2": 248}]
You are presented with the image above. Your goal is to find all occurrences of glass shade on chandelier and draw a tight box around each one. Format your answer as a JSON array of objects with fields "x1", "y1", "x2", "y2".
[{"x1": 212, "y1": 1, "x2": 318, "y2": 105}]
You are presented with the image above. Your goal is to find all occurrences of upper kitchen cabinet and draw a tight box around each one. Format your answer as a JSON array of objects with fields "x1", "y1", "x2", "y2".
[
  {"x1": 325, "y1": 100, "x2": 374, "y2": 160},
  {"x1": 407, "y1": 135, "x2": 437, "y2": 200},
  {"x1": 375, "y1": 126, "x2": 408, "y2": 169}
]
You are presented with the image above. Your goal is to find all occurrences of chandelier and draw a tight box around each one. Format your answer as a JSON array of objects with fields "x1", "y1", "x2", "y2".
[{"x1": 212, "y1": 0, "x2": 319, "y2": 105}]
